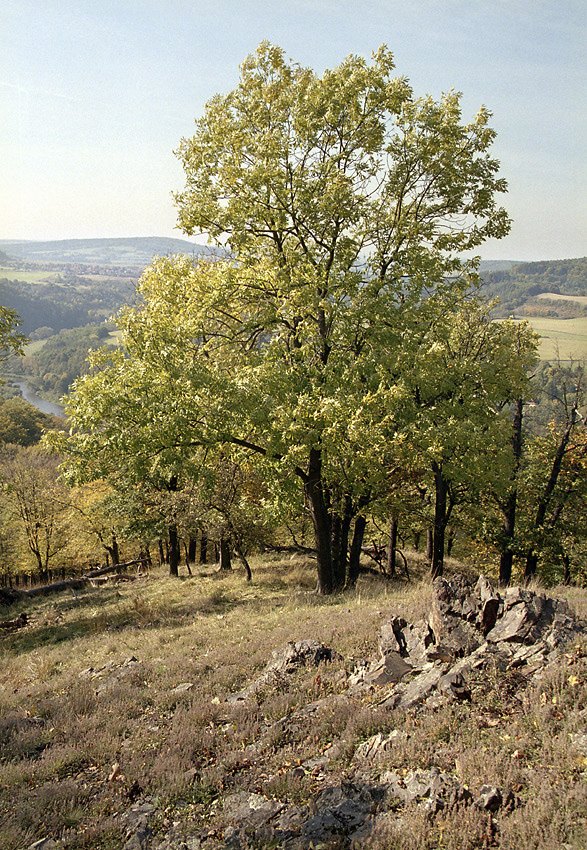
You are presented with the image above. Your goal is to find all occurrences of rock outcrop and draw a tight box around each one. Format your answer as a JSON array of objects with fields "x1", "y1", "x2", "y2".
[{"x1": 200, "y1": 575, "x2": 584, "y2": 850}]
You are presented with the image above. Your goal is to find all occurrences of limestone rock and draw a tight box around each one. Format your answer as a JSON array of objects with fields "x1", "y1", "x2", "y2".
[
  {"x1": 222, "y1": 791, "x2": 285, "y2": 827},
  {"x1": 354, "y1": 729, "x2": 408, "y2": 761},
  {"x1": 228, "y1": 639, "x2": 338, "y2": 703}
]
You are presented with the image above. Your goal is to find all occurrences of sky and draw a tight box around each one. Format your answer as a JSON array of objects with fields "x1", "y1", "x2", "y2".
[{"x1": 2, "y1": 0, "x2": 586, "y2": 261}]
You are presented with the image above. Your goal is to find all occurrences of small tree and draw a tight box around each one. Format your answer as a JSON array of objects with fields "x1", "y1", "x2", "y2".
[{"x1": 1, "y1": 446, "x2": 68, "y2": 581}]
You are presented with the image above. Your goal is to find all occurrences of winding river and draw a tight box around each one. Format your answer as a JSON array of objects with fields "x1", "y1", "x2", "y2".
[{"x1": 14, "y1": 381, "x2": 66, "y2": 417}]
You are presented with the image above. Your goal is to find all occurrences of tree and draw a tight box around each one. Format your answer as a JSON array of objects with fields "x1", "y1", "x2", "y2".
[
  {"x1": 0, "y1": 446, "x2": 68, "y2": 581},
  {"x1": 521, "y1": 361, "x2": 586, "y2": 583},
  {"x1": 53, "y1": 44, "x2": 512, "y2": 593},
  {"x1": 0, "y1": 305, "x2": 27, "y2": 362},
  {"x1": 0, "y1": 397, "x2": 52, "y2": 446},
  {"x1": 382, "y1": 305, "x2": 536, "y2": 577}
]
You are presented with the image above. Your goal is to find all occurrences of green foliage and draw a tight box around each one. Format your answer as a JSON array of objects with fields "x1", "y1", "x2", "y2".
[
  {"x1": 0, "y1": 396, "x2": 54, "y2": 446},
  {"x1": 50, "y1": 43, "x2": 526, "y2": 591},
  {"x1": 21, "y1": 323, "x2": 115, "y2": 396},
  {"x1": 0, "y1": 304, "x2": 27, "y2": 360},
  {"x1": 482, "y1": 257, "x2": 587, "y2": 318}
]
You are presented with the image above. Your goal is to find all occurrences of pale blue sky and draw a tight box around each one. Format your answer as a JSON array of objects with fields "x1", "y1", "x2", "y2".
[{"x1": 2, "y1": 0, "x2": 585, "y2": 260}]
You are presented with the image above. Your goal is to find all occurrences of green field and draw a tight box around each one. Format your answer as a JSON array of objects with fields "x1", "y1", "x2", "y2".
[
  {"x1": 522, "y1": 316, "x2": 587, "y2": 360},
  {"x1": 0, "y1": 266, "x2": 53, "y2": 284}
]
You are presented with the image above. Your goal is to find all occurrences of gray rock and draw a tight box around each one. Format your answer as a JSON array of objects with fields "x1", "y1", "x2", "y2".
[
  {"x1": 476, "y1": 575, "x2": 501, "y2": 634},
  {"x1": 222, "y1": 791, "x2": 284, "y2": 827},
  {"x1": 429, "y1": 575, "x2": 484, "y2": 658},
  {"x1": 475, "y1": 785, "x2": 503, "y2": 812},
  {"x1": 354, "y1": 729, "x2": 408, "y2": 761},
  {"x1": 362, "y1": 651, "x2": 413, "y2": 686},
  {"x1": 382, "y1": 766, "x2": 471, "y2": 810},
  {"x1": 228, "y1": 640, "x2": 337, "y2": 703},
  {"x1": 438, "y1": 669, "x2": 472, "y2": 701},
  {"x1": 383, "y1": 663, "x2": 449, "y2": 710},
  {"x1": 170, "y1": 682, "x2": 194, "y2": 694},
  {"x1": 570, "y1": 732, "x2": 587, "y2": 754}
]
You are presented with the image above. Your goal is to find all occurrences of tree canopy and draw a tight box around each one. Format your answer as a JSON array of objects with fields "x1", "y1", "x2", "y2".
[{"x1": 51, "y1": 44, "x2": 533, "y2": 593}]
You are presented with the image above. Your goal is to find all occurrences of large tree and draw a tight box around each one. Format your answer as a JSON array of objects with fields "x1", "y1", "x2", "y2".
[{"x1": 54, "y1": 44, "x2": 513, "y2": 593}]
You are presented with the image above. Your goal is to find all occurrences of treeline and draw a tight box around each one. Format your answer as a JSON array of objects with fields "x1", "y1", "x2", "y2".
[
  {"x1": 482, "y1": 257, "x2": 587, "y2": 317},
  {"x1": 0, "y1": 276, "x2": 132, "y2": 335},
  {"x1": 20, "y1": 324, "x2": 115, "y2": 396}
]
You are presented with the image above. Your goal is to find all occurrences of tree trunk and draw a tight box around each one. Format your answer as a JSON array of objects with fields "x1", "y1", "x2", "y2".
[
  {"x1": 338, "y1": 499, "x2": 353, "y2": 589},
  {"x1": 331, "y1": 498, "x2": 352, "y2": 590},
  {"x1": 199, "y1": 529, "x2": 209, "y2": 564},
  {"x1": 219, "y1": 538, "x2": 232, "y2": 571},
  {"x1": 234, "y1": 540, "x2": 252, "y2": 581},
  {"x1": 347, "y1": 515, "x2": 366, "y2": 588},
  {"x1": 499, "y1": 398, "x2": 523, "y2": 587},
  {"x1": 168, "y1": 525, "x2": 180, "y2": 577},
  {"x1": 304, "y1": 448, "x2": 333, "y2": 594},
  {"x1": 525, "y1": 549, "x2": 538, "y2": 584},
  {"x1": 386, "y1": 517, "x2": 398, "y2": 576},
  {"x1": 330, "y1": 511, "x2": 343, "y2": 588},
  {"x1": 183, "y1": 542, "x2": 193, "y2": 575},
  {"x1": 106, "y1": 533, "x2": 120, "y2": 567},
  {"x1": 426, "y1": 527, "x2": 433, "y2": 562},
  {"x1": 188, "y1": 536, "x2": 197, "y2": 564},
  {"x1": 446, "y1": 528, "x2": 454, "y2": 557},
  {"x1": 525, "y1": 406, "x2": 578, "y2": 585},
  {"x1": 431, "y1": 462, "x2": 448, "y2": 579}
]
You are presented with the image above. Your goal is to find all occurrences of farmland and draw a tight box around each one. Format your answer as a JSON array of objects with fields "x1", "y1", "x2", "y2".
[{"x1": 521, "y1": 316, "x2": 587, "y2": 360}]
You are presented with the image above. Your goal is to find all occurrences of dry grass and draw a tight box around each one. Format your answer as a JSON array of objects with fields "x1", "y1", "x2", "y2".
[{"x1": 0, "y1": 555, "x2": 585, "y2": 850}]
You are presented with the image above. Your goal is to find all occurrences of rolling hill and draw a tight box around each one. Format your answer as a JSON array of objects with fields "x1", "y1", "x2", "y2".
[{"x1": 0, "y1": 236, "x2": 214, "y2": 266}]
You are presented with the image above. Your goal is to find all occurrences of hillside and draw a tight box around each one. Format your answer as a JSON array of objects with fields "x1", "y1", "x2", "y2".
[
  {"x1": 0, "y1": 237, "x2": 213, "y2": 267},
  {"x1": 0, "y1": 558, "x2": 585, "y2": 850},
  {"x1": 481, "y1": 257, "x2": 587, "y2": 318}
]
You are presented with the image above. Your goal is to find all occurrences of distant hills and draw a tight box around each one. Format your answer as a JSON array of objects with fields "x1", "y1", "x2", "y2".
[
  {"x1": 480, "y1": 257, "x2": 587, "y2": 317},
  {"x1": 0, "y1": 237, "x2": 214, "y2": 267}
]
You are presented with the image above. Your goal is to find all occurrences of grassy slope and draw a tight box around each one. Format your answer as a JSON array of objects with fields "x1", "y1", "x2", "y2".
[
  {"x1": 523, "y1": 316, "x2": 587, "y2": 360},
  {"x1": 0, "y1": 556, "x2": 585, "y2": 850}
]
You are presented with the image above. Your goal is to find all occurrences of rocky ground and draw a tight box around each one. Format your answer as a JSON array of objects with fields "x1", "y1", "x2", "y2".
[{"x1": 3, "y1": 564, "x2": 586, "y2": 850}]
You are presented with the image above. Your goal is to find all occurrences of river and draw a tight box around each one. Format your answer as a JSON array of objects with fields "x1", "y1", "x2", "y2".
[{"x1": 14, "y1": 381, "x2": 66, "y2": 417}]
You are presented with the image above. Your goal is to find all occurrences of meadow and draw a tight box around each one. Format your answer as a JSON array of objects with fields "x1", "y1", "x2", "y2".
[
  {"x1": 1, "y1": 555, "x2": 585, "y2": 849},
  {"x1": 512, "y1": 315, "x2": 587, "y2": 360},
  {"x1": 0, "y1": 266, "x2": 54, "y2": 285}
]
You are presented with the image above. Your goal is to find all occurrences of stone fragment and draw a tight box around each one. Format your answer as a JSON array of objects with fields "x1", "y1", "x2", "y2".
[
  {"x1": 381, "y1": 766, "x2": 471, "y2": 810},
  {"x1": 475, "y1": 785, "x2": 502, "y2": 812},
  {"x1": 222, "y1": 791, "x2": 284, "y2": 827},
  {"x1": 437, "y1": 669, "x2": 472, "y2": 701},
  {"x1": 228, "y1": 640, "x2": 337, "y2": 703},
  {"x1": 170, "y1": 682, "x2": 194, "y2": 694},
  {"x1": 363, "y1": 652, "x2": 413, "y2": 686},
  {"x1": 476, "y1": 575, "x2": 501, "y2": 634},
  {"x1": 354, "y1": 729, "x2": 408, "y2": 761},
  {"x1": 384, "y1": 663, "x2": 449, "y2": 710},
  {"x1": 429, "y1": 576, "x2": 484, "y2": 658}
]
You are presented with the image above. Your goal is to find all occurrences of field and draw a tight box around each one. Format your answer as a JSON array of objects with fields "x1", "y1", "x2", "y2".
[
  {"x1": 0, "y1": 556, "x2": 586, "y2": 850},
  {"x1": 537, "y1": 292, "x2": 587, "y2": 307},
  {"x1": 514, "y1": 316, "x2": 587, "y2": 360},
  {"x1": 0, "y1": 266, "x2": 53, "y2": 285}
]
